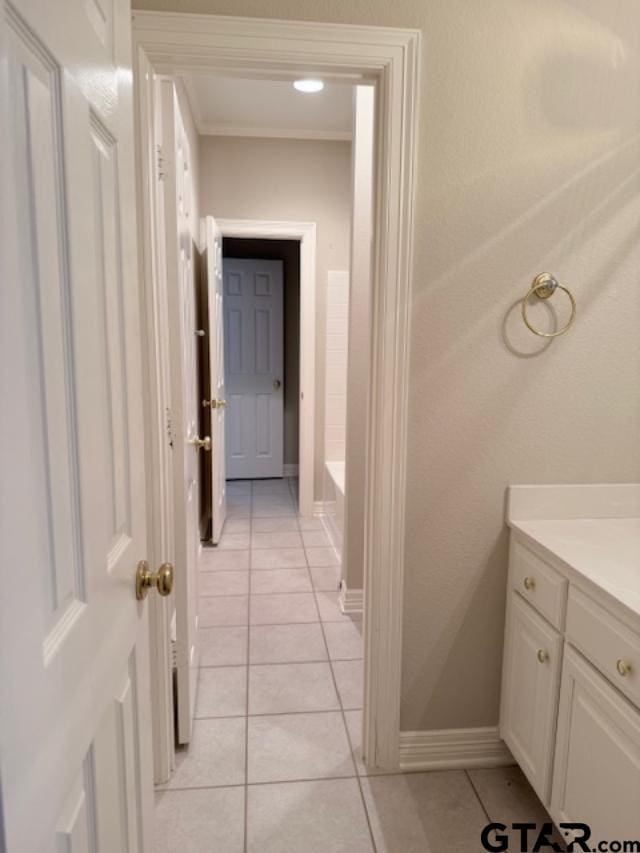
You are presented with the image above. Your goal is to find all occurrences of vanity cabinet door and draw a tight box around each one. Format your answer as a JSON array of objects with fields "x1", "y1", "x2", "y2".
[
  {"x1": 550, "y1": 646, "x2": 640, "y2": 844},
  {"x1": 500, "y1": 593, "x2": 563, "y2": 804}
]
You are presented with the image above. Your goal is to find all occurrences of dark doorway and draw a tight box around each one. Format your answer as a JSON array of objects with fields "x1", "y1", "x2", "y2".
[{"x1": 222, "y1": 237, "x2": 301, "y2": 481}]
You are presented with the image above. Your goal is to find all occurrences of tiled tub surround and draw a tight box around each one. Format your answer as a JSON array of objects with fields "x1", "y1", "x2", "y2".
[
  {"x1": 323, "y1": 459, "x2": 345, "y2": 557},
  {"x1": 155, "y1": 478, "x2": 555, "y2": 852}
]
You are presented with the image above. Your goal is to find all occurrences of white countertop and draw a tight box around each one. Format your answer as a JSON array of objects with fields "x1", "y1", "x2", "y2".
[
  {"x1": 510, "y1": 517, "x2": 640, "y2": 618},
  {"x1": 507, "y1": 485, "x2": 640, "y2": 621}
]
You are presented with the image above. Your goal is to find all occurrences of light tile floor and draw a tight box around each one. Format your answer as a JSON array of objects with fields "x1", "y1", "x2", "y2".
[{"x1": 154, "y1": 478, "x2": 558, "y2": 853}]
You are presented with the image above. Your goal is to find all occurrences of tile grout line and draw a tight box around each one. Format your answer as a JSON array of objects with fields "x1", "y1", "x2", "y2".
[
  {"x1": 464, "y1": 769, "x2": 492, "y2": 823},
  {"x1": 160, "y1": 770, "x2": 397, "y2": 795},
  {"x1": 302, "y1": 475, "x2": 377, "y2": 848},
  {"x1": 201, "y1": 588, "x2": 337, "y2": 599},
  {"x1": 242, "y1": 480, "x2": 253, "y2": 853},
  {"x1": 199, "y1": 656, "x2": 363, "y2": 670},
  {"x1": 314, "y1": 570, "x2": 377, "y2": 853}
]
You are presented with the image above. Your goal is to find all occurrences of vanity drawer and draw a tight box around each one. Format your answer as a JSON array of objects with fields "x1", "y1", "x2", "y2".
[
  {"x1": 567, "y1": 587, "x2": 640, "y2": 708},
  {"x1": 511, "y1": 540, "x2": 568, "y2": 630}
]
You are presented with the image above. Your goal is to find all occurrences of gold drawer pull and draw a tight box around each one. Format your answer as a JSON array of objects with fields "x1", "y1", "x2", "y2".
[
  {"x1": 537, "y1": 649, "x2": 549, "y2": 664},
  {"x1": 523, "y1": 576, "x2": 535, "y2": 591},
  {"x1": 616, "y1": 659, "x2": 632, "y2": 677}
]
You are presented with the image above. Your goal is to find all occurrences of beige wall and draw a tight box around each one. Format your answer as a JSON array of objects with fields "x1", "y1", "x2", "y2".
[
  {"x1": 344, "y1": 85, "x2": 374, "y2": 593},
  {"x1": 198, "y1": 135, "x2": 352, "y2": 498},
  {"x1": 136, "y1": 0, "x2": 640, "y2": 734}
]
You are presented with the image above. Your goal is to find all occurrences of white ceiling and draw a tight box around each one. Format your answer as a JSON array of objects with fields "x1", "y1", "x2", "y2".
[{"x1": 181, "y1": 74, "x2": 354, "y2": 141}]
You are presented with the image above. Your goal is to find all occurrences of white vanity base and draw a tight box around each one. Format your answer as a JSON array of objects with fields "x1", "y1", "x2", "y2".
[{"x1": 500, "y1": 484, "x2": 640, "y2": 845}]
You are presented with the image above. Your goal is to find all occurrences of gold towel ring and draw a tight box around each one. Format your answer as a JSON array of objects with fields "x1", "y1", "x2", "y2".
[{"x1": 522, "y1": 273, "x2": 576, "y2": 338}]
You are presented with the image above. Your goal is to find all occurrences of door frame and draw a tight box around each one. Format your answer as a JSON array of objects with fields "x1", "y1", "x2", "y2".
[
  {"x1": 133, "y1": 59, "x2": 176, "y2": 783},
  {"x1": 132, "y1": 11, "x2": 420, "y2": 771},
  {"x1": 217, "y1": 219, "x2": 316, "y2": 517}
]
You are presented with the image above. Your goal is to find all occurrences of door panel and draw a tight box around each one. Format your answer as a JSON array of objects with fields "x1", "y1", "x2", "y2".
[
  {"x1": 204, "y1": 216, "x2": 227, "y2": 542},
  {"x1": 195, "y1": 246, "x2": 213, "y2": 540},
  {"x1": 500, "y1": 592, "x2": 563, "y2": 804},
  {"x1": 0, "y1": 1, "x2": 152, "y2": 849},
  {"x1": 159, "y1": 79, "x2": 200, "y2": 744},
  {"x1": 224, "y1": 258, "x2": 284, "y2": 479}
]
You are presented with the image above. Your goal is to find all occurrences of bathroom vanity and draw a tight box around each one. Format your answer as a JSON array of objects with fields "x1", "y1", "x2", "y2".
[{"x1": 500, "y1": 485, "x2": 640, "y2": 842}]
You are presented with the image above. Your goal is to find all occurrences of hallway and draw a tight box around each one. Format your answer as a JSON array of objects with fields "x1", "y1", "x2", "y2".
[{"x1": 153, "y1": 478, "x2": 553, "y2": 852}]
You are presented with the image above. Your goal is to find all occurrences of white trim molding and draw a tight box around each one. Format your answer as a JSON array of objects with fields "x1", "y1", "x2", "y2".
[
  {"x1": 339, "y1": 581, "x2": 364, "y2": 615},
  {"x1": 399, "y1": 728, "x2": 514, "y2": 772},
  {"x1": 132, "y1": 11, "x2": 420, "y2": 773},
  {"x1": 215, "y1": 218, "x2": 316, "y2": 518},
  {"x1": 199, "y1": 123, "x2": 351, "y2": 142}
]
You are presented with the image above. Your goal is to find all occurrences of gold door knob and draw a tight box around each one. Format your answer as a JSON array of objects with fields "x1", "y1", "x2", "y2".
[
  {"x1": 202, "y1": 399, "x2": 227, "y2": 409},
  {"x1": 537, "y1": 649, "x2": 549, "y2": 664},
  {"x1": 616, "y1": 659, "x2": 632, "y2": 677},
  {"x1": 189, "y1": 435, "x2": 211, "y2": 451},
  {"x1": 136, "y1": 561, "x2": 174, "y2": 600},
  {"x1": 523, "y1": 576, "x2": 535, "y2": 591}
]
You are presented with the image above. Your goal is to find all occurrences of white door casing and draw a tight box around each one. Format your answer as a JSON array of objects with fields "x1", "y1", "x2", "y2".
[
  {"x1": 224, "y1": 258, "x2": 285, "y2": 480},
  {"x1": 204, "y1": 215, "x2": 227, "y2": 541},
  {"x1": 159, "y1": 79, "x2": 200, "y2": 744},
  {"x1": 132, "y1": 14, "x2": 420, "y2": 771},
  {"x1": 0, "y1": 0, "x2": 153, "y2": 849}
]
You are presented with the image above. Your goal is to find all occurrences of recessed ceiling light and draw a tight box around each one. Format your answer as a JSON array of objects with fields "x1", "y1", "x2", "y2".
[{"x1": 293, "y1": 78, "x2": 324, "y2": 93}]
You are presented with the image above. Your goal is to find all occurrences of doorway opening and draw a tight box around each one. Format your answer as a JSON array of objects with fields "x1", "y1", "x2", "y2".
[
  {"x1": 222, "y1": 238, "x2": 301, "y2": 486},
  {"x1": 133, "y1": 12, "x2": 419, "y2": 792}
]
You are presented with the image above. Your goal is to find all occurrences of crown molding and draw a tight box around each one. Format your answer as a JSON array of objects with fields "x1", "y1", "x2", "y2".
[{"x1": 198, "y1": 123, "x2": 351, "y2": 142}]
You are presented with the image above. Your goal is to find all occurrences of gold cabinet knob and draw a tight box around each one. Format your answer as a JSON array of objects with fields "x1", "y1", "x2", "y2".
[
  {"x1": 189, "y1": 435, "x2": 211, "y2": 451},
  {"x1": 524, "y1": 576, "x2": 535, "y2": 591},
  {"x1": 616, "y1": 659, "x2": 632, "y2": 677},
  {"x1": 537, "y1": 649, "x2": 549, "y2": 664},
  {"x1": 136, "y1": 561, "x2": 174, "y2": 601}
]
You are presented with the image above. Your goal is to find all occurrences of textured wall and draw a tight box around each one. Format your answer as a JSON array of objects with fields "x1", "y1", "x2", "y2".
[
  {"x1": 344, "y1": 85, "x2": 374, "y2": 593},
  {"x1": 198, "y1": 135, "x2": 352, "y2": 500},
  {"x1": 134, "y1": 0, "x2": 640, "y2": 733}
]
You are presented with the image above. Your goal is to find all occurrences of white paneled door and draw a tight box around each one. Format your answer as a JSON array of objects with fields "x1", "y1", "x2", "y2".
[
  {"x1": 224, "y1": 258, "x2": 285, "y2": 479},
  {"x1": 0, "y1": 0, "x2": 153, "y2": 850},
  {"x1": 159, "y1": 79, "x2": 200, "y2": 744},
  {"x1": 204, "y1": 216, "x2": 228, "y2": 541}
]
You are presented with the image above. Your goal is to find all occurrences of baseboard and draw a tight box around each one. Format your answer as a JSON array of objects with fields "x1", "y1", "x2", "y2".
[
  {"x1": 313, "y1": 500, "x2": 326, "y2": 517},
  {"x1": 339, "y1": 580, "x2": 364, "y2": 615},
  {"x1": 322, "y1": 508, "x2": 343, "y2": 558},
  {"x1": 283, "y1": 463, "x2": 299, "y2": 477},
  {"x1": 399, "y1": 727, "x2": 514, "y2": 771}
]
